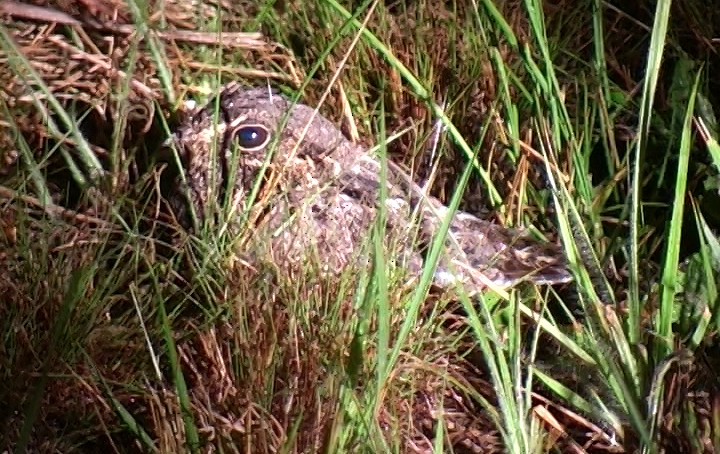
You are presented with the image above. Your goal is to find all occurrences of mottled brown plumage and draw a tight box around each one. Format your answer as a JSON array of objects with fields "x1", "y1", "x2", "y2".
[{"x1": 165, "y1": 83, "x2": 572, "y2": 293}]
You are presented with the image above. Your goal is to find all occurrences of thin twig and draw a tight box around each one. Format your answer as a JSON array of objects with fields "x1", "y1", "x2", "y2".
[
  {"x1": 0, "y1": 1, "x2": 269, "y2": 48},
  {"x1": 0, "y1": 184, "x2": 115, "y2": 228}
]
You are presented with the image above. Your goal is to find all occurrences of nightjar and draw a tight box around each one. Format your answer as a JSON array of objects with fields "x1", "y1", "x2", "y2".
[{"x1": 164, "y1": 83, "x2": 572, "y2": 294}]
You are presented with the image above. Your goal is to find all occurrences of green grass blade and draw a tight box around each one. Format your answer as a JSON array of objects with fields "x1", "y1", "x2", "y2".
[{"x1": 629, "y1": 0, "x2": 672, "y2": 346}]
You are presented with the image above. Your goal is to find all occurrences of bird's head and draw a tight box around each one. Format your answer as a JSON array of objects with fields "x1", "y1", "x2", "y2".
[{"x1": 162, "y1": 84, "x2": 353, "y2": 229}]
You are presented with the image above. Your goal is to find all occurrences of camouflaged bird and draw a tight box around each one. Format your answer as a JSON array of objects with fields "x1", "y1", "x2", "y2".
[{"x1": 164, "y1": 83, "x2": 572, "y2": 293}]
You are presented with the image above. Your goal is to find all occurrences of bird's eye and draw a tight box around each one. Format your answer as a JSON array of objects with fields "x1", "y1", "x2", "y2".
[{"x1": 233, "y1": 124, "x2": 270, "y2": 151}]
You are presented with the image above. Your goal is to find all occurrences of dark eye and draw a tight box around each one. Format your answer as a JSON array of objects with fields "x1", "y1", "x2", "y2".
[{"x1": 233, "y1": 124, "x2": 270, "y2": 150}]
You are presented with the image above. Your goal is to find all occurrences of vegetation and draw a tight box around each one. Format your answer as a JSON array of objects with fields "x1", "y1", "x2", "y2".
[{"x1": 1, "y1": 0, "x2": 719, "y2": 452}]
